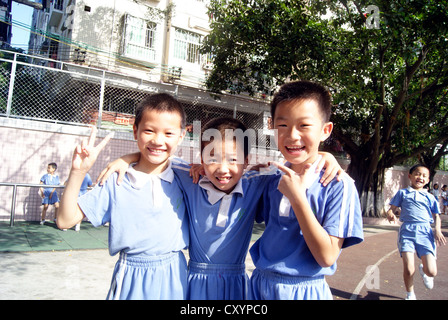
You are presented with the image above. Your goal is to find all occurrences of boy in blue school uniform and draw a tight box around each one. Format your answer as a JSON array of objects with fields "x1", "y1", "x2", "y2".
[
  {"x1": 386, "y1": 164, "x2": 446, "y2": 300},
  {"x1": 39, "y1": 162, "x2": 60, "y2": 225},
  {"x1": 101, "y1": 117, "x2": 344, "y2": 300},
  {"x1": 57, "y1": 93, "x2": 189, "y2": 300},
  {"x1": 249, "y1": 80, "x2": 364, "y2": 300},
  {"x1": 172, "y1": 118, "x2": 272, "y2": 300}
]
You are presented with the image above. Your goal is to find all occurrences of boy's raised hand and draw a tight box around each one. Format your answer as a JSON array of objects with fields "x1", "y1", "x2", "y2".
[
  {"x1": 96, "y1": 152, "x2": 140, "y2": 185},
  {"x1": 72, "y1": 126, "x2": 112, "y2": 173},
  {"x1": 271, "y1": 161, "x2": 313, "y2": 201},
  {"x1": 316, "y1": 152, "x2": 345, "y2": 186},
  {"x1": 189, "y1": 164, "x2": 205, "y2": 184}
]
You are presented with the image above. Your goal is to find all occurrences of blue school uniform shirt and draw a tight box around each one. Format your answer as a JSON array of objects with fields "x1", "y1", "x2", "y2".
[
  {"x1": 390, "y1": 187, "x2": 440, "y2": 224},
  {"x1": 250, "y1": 162, "x2": 364, "y2": 277},
  {"x1": 172, "y1": 159, "x2": 271, "y2": 264},
  {"x1": 40, "y1": 173, "x2": 60, "y2": 194},
  {"x1": 79, "y1": 173, "x2": 92, "y2": 196},
  {"x1": 78, "y1": 161, "x2": 189, "y2": 257}
]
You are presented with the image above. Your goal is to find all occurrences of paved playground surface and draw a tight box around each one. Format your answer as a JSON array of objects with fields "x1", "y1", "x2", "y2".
[{"x1": 0, "y1": 217, "x2": 447, "y2": 300}]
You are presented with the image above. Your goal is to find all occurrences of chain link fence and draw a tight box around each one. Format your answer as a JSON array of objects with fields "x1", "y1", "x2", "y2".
[
  {"x1": 0, "y1": 49, "x2": 276, "y2": 154},
  {"x1": 0, "y1": 49, "x2": 282, "y2": 222}
]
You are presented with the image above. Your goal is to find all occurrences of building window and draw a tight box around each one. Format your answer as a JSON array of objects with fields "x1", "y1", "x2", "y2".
[
  {"x1": 122, "y1": 15, "x2": 158, "y2": 62},
  {"x1": 173, "y1": 28, "x2": 202, "y2": 64},
  {"x1": 53, "y1": 0, "x2": 64, "y2": 11}
]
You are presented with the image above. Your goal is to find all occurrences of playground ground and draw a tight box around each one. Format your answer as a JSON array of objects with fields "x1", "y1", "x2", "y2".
[{"x1": 0, "y1": 216, "x2": 447, "y2": 301}]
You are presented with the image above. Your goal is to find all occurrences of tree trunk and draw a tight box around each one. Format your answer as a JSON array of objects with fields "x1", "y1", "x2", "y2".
[{"x1": 346, "y1": 154, "x2": 386, "y2": 218}]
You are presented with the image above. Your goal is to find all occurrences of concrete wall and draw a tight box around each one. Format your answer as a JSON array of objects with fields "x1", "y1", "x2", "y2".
[{"x1": 1, "y1": 118, "x2": 447, "y2": 222}]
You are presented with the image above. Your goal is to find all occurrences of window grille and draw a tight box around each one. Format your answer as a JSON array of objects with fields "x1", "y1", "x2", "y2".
[
  {"x1": 122, "y1": 15, "x2": 158, "y2": 62},
  {"x1": 173, "y1": 28, "x2": 202, "y2": 64}
]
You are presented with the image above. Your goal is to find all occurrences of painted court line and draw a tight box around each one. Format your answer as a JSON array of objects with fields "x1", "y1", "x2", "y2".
[{"x1": 350, "y1": 248, "x2": 398, "y2": 300}]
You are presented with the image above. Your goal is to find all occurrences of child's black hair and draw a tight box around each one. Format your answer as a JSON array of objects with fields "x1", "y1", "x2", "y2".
[
  {"x1": 135, "y1": 93, "x2": 186, "y2": 129},
  {"x1": 409, "y1": 164, "x2": 429, "y2": 174},
  {"x1": 271, "y1": 80, "x2": 332, "y2": 123},
  {"x1": 48, "y1": 162, "x2": 57, "y2": 170},
  {"x1": 201, "y1": 117, "x2": 251, "y2": 159}
]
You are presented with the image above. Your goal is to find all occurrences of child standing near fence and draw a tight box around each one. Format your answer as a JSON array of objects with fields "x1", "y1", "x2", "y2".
[
  {"x1": 441, "y1": 185, "x2": 448, "y2": 215},
  {"x1": 39, "y1": 162, "x2": 60, "y2": 226},
  {"x1": 386, "y1": 164, "x2": 446, "y2": 300},
  {"x1": 57, "y1": 93, "x2": 189, "y2": 300}
]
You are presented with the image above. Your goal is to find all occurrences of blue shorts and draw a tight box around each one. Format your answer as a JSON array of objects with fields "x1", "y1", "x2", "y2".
[
  {"x1": 249, "y1": 269, "x2": 333, "y2": 300},
  {"x1": 107, "y1": 251, "x2": 187, "y2": 300},
  {"x1": 187, "y1": 260, "x2": 248, "y2": 300},
  {"x1": 42, "y1": 190, "x2": 59, "y2": 205},
  {"x1": 398, "y1": 222, "x2": 436, "y2": 258}
]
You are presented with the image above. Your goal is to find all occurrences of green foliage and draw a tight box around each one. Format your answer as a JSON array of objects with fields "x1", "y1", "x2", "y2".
[{"x1": 204, "y1": 0, "x2": 448, "y2": 215}]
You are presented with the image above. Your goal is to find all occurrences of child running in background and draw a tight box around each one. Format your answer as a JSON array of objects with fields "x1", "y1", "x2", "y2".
[
  {"x1": 386, "y1": 164, "x2": 446, "y2": 300},
  {"x1": 98, "y1": 117, "x2": 344, "y2": 300},
  {"x1": 39, "y1": 162, "x2": 60, "y2": 226},
  {"x1": 57, "y1": 93, "x2": 189, "y2": 300},
  {"x1": 441, "y1": 185, "x2": 448, "y2": 215},
  {"x1": 249, "y1": 80, "x2": 364, "y2": 300}
]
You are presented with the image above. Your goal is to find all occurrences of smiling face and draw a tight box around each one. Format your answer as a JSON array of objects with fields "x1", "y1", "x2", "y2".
[
  {"x1": 46, "y1": 165, "x2": 56, "y2": 175},
  {"x1": 202, "y1": 139, "x2": 247, "y2": 194},
  {"x1": 133, "y1": 109, "x2": 184, "y2": 174},
  {"x1": 408, "y1": 166, "x2": 430, "y2": 191},
  {"x1": 273, "y1": 98, "x2": 333, "y2": 172}
]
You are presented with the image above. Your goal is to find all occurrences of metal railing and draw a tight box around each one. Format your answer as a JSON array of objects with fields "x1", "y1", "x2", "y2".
[
  {"x1": 0, "y1": 48, "x2": 270, "y2": 141},
  {"x1": 0, "y1": 182, "x2": 65, "y2": 227}
]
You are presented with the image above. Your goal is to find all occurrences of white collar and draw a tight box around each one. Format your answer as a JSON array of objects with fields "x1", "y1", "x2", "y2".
[
  {"x1": 198, "y1": 176, "x2": 244, "y2": 205},
  {"x1": 283, "y1": 155, "x2": 322, "y2": 190},
  {"x1": 126, "y1": 161, "x2": 174, "y2": 189},
  {"x1": 406, "y1": 186, "x2": 428, "y2": 194}
]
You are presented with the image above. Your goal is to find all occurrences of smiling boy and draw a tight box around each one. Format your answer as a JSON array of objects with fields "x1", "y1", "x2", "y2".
[
  {"x1": 249, "y1": 80, "x2": 364, "y2": 300},
  {"x1": 57, "y1": 93, "x2": 189, "y2": 300},
  {"x1": 386, "y1": 164, "x2": 446, "y2": 300}
]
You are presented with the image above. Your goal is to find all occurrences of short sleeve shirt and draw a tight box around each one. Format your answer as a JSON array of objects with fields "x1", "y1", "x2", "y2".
[
  {"x1": 172, "y1": 158, "x2": 274, "y2": 264},
  {"x1": 78, "y1": 162, "x2": 189, "y2": 257},
  {"x1": 390, "y1": 187, "x2": 440, "y2": 223},
  {"x1": 250, "y1": 162, "x2": 364, "y2": 277},
  {"x1": 40, "y1": 173, "x2": 60, "y2": 195}
]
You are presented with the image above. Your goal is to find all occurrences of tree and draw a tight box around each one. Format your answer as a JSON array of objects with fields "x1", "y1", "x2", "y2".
[{"x1": 202, "y1": 0, "x2": 448, "y2": 217}]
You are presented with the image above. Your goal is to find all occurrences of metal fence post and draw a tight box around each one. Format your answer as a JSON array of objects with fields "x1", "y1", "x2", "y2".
[
  {"x1": 6, "y1": 52, "x2": 17, "y2": 117},
  {"x1": 10, "y1": 184, "x2": 17, "y2": 227},
  {"x1": 97, "y1": 70, "x2": 106, "y2": 128}
]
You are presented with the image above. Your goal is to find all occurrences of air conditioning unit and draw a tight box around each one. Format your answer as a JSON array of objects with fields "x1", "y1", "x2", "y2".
[{"x1": 202, "y1": 63, "x2": 213, "y2": 71}]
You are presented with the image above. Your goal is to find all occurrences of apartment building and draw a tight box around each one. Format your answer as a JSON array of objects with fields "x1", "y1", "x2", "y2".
[
  {"x1": 30, "y1": 0, "x2": 213, "y2": 87},
  {"x1": 27, "y1": 0, "x2": 271, "y2": 139}
]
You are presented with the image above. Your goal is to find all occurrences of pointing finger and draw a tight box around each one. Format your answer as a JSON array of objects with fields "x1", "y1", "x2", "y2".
[{"x1": 269, "y1": 161, "x2": 295, "y2": 176}]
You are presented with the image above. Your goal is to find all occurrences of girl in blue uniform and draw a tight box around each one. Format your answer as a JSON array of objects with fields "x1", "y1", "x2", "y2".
[
  {"x1": 100, "y1": 117, "x2": 344, "y2": 300},
  {"x1": 57, "y1": 94, "x2": 189, "y2": 300},
  {"x1": 249, "y1": 81, "x2": 364, "y2": 300}
]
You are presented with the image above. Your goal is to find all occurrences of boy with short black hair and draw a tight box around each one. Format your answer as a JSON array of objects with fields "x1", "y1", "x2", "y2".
[
  {"x1": 387, "y1": 164, "x2": 446, "y2": 300},
  {"x1": 39, "y1": 162, "x2": 60, "y2": 225},
  {"x1": 249, "y1": 80, "x2": 364, "y2": 300},
  {"x1": 57, "y1": 93, "x2": 189, "y2": 300}
]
